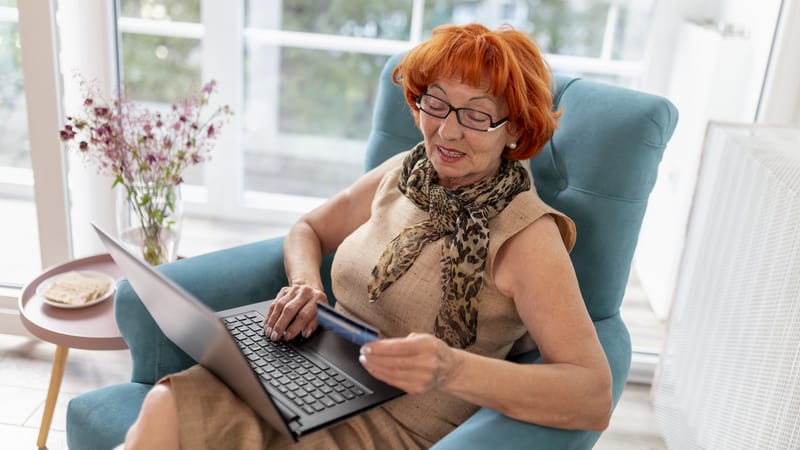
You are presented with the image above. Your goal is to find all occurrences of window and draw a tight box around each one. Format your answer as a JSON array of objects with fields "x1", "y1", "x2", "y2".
[
  {"x1": 117, "y1": 0, "x2": 205, "y2": 186},
  {"x1": 242, "y1": 0, "x2": 653, "y2": 199},
  {"x1": 0, "y1": 3, "x2": 25, "y2": 170},
  {"x1": 0, "y1": 1, "x2": 41, "y2": 287},
  {"x1": 117, "y1": 0, "x2": 654, "y2": 210},
  {"x1": 242, "y1": 1, "x2": 402, "y2": 198}
]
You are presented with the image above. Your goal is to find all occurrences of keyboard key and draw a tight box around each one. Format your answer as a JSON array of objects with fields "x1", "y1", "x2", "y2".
[
  {"x1": 350, "y1": 387, "x2": 365, "y2": 396},
  {"x1": 313, "y1": 358, "x2": 330, "y2": 370}
]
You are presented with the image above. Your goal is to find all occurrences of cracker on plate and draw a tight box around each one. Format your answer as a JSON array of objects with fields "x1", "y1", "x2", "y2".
[{"x1": 42, "y1": 271, "x2": 110, "y2": 305}]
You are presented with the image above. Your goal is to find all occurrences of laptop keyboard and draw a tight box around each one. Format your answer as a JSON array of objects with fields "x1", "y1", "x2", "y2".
[{"x1": 223, "y1": 311, "x2": 367, "y2": 416}]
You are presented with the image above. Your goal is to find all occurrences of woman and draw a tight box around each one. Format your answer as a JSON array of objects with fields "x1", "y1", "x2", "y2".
[{"x1": 121, "y1": 23, "x2": 612, "y2": 449}]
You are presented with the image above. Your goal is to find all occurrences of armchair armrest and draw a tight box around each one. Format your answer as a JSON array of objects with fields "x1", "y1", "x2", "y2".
[
  {"x1": 115, "y1": 237, "x2": 288, "y2": 384},
  {"x1": 432, "y1": 314, "x2": 631, "y2": 450}
]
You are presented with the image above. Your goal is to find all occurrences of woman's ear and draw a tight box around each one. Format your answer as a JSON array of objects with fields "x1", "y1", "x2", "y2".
[{"x1": 505, "y1": 121, "x2": 522, "y2": 138}]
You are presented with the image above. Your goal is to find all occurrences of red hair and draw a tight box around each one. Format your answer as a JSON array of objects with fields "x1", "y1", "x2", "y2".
[{"x1": 392, "y1": 23, "x2": 560, "y2": 160}]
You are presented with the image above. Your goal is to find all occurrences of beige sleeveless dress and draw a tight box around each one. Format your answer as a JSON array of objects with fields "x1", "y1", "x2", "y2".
[{"x1": 165, "y1": 163, "x2": 575, "y2": 450}]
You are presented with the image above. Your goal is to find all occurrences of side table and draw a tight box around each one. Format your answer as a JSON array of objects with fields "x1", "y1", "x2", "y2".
[{"x1": 18, "y1": 253, "x2": 128, "y2": 449}]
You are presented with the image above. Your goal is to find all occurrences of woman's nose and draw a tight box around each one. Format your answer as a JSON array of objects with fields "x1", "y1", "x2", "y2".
[{"x1": 438, "y1": 111, "x2": 463, "y2": 140}]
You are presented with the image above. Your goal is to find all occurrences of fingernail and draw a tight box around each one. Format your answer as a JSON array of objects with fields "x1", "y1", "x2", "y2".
[
  {"x1": 270, "y1": 331, "x2": 278, "y2": 341},
  {"x1": 264, "y1": 327, "x2": 272, "y2": 337},
  {"x1": 302, "y1": 328, "x2": 311, "y2": 338},
  {"x1": 360, "y1": 346, "x2": 371, "y2": 354},
  {"x1": 358, "y1": 354, "x2": 367, "y2": 365}
]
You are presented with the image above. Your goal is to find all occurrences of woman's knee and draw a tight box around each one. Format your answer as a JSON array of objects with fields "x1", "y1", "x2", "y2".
[
  {"x1": 125, "y1": 380, "x2": 181, "y2": 449},
  {"x1": 144, "y1": 381, "x2": 177, "y2": 412}
]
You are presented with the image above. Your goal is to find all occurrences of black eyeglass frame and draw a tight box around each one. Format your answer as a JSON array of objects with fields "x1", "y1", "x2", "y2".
[{"x1": 415, "y1": 94, "x2": 509, "y2": 133}]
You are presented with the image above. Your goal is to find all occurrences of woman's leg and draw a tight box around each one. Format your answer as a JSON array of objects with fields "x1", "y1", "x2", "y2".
[{"x1": 119, "y1": 380, "x2": 182, "y2": 450}]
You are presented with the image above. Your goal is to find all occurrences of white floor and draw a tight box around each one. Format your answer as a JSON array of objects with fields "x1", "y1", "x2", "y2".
[{"x1": 0, "y1": 334, "x2": 131, "y2": 450}]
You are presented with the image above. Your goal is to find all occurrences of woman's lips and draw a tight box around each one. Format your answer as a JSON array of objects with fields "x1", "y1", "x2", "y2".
[{"x1": 437, "y1": 145, "x2": 465, "y2": 162}]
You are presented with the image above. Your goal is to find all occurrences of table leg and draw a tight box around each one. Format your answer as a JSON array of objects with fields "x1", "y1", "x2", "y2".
[{"x1": 37, "y1": 345, "x2": 69, "y2": 449}]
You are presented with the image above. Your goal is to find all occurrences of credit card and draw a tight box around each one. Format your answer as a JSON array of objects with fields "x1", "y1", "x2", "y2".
[{"x1": 316, "y1": 302, "x2": 379, "y2": 346}]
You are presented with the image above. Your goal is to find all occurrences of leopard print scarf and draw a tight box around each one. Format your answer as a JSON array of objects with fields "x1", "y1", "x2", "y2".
[{"x1": 367, "y1": 143, "x2": 531, "y2": 348}]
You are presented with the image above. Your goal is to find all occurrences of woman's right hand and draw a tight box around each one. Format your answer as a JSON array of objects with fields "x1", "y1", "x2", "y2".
[{"x1": 263, "y1": 284, "x2": 327, "y2": 341}]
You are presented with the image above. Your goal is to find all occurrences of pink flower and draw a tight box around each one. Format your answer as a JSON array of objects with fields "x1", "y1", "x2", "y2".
[
  {"x1": 58, "y1": 76, "x2": 233, "y2": 197},
  {"x1": 59, "y1": 130, "x2": 73, "y2": 141}
]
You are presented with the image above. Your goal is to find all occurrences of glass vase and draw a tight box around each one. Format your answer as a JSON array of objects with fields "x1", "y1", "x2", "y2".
[{"x1": 115, "y1": 183, "x2": 183, "y2": 266}]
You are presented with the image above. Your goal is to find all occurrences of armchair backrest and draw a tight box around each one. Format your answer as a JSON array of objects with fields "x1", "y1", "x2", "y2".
[{"x1": 364, "y1": 53, "x2": 678, "y2": 320}]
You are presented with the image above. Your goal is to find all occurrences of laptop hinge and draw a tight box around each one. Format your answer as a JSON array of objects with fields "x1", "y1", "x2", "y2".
[{"x1": 290, "y1": 419, "x2": 303, "y2": 435}]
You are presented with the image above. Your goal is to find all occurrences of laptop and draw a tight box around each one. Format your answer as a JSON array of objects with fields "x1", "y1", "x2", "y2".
[{"x1": 93, "y1": 224, "x2": 404, "y2": 441}]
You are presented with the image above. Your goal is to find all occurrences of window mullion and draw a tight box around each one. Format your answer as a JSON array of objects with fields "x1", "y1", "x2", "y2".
[
  {"x1": 601, "y1": 3, "x2": 620, "y2": 61},
  {"x1": 17, "y1": 0, "x2": 71, "y2": 268},
  {"x1": 200, "y1": 0, "x2": 244, "y2": 218},
  {"x1": 58, "y1": 0, "x2": 119, "y2": 258},
  {"x1": 410, "y1": 0, "x2": 425, "y2": 43}
]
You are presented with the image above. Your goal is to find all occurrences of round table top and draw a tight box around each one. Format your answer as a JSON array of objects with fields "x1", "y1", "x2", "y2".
[{"x1": 18, "y1": 253, "x2": 128, "y2": 350}]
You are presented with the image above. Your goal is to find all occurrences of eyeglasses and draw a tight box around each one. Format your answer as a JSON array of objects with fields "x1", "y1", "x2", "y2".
[{"x1": 416, "y1": 93, "x2": 509, "y2": 133}]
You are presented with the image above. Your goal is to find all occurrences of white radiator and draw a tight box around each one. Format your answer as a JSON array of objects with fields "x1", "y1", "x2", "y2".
[{"x1": 653, "y1": 123, "x2": 800, "y2": 449}]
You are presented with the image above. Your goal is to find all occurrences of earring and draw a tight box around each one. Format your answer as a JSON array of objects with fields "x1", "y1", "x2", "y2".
[{"x1": 508, "y1": 142, "x2": 517, "y2": 150}]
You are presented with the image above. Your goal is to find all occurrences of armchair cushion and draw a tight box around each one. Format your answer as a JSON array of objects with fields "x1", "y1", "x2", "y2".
[{"x1": 67, "y1": 383, "x2": 149, "y2": 450}]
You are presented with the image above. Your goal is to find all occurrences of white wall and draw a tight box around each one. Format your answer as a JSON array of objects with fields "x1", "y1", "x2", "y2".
[
  {"x1": 635, "y1": 0, "x2": 790, "y2": 319},
  {"x1": 758, "y1": 0, "x2": 800, "y2": 125}
]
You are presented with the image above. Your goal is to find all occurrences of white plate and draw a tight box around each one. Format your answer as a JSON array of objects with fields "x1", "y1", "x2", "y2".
[{"x1": 36, "y1": 270, "x2": 116, "y2": 309}]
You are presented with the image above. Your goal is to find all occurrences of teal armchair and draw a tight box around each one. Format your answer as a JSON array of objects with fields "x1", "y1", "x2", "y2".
[{"x1": 66, "y1": 54, "x2": 677, "y2": 449}]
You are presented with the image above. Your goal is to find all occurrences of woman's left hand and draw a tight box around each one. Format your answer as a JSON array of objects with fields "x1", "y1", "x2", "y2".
[{"x1": 358, "y1": 332, "x2": 461, "y2": 394}]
